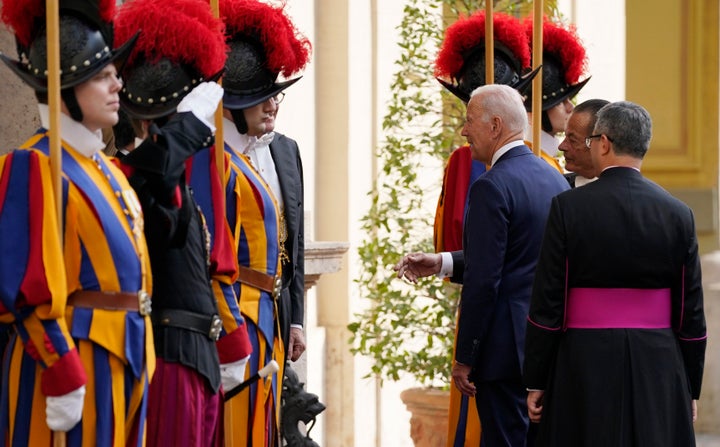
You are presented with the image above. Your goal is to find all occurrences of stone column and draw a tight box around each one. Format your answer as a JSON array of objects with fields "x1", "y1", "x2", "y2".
[
  {"x1": 292, "y1": 241, "x2": 350, "y2": 384},
  {"x1": 313, "y1": 0, "x2": 355, "y2": 445}
]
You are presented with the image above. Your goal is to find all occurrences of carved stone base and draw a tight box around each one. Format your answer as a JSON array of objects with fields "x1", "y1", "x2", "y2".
[
  {"x1": 281, "y1": 367, "x2": 326, "y2": 446},
  {"x1": 400, "y1": 387, "x2": 449, "y2": 447}
]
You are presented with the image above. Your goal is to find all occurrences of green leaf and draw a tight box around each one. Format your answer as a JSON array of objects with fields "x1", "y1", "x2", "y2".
[{"x1": 349, "y1": 0, "x2": 559, "y2": 388}]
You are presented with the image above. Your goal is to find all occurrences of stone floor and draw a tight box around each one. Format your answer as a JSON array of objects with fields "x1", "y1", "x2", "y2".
[{"x1": 698, "y1": 434, "x2": 720, "y2": 446}]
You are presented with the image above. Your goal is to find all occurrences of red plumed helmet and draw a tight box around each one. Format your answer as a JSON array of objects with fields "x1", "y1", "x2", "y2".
[
  {"x1": 221, "y1": 0, "x2": 312, "y2": 109},
  {"x1": 114, "y1": 0, "x2": 227, "y2": 119},
  {"x1": 1, "y1": 0, "x2": 46, "y2": 48},
  {"x1": 0, "y1": 0, "x2": 134, "y2": 92},
  {"x1": 434, "y1": 11, "x2": 536, "y2": 102},
  {"x1": 523, "y1": 17, "x2": 590, "y2": 111}
]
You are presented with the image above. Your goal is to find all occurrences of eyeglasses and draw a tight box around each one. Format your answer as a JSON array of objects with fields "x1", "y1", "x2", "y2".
[
  {"x1": 584, "y1": 134, "x2": 614, "y2": 149},
  {"x1": 271, "y1": 92, "x2": 285, "y2": 105}
]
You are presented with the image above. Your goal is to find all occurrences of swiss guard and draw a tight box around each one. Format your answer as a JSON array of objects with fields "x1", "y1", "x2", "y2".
[
  {"x1": 184, "y1": 0, "x2": 311, "y2": 445},
  {"x1": 113, "y1": 0, "x2": 253, "y2": 445},
  {"x1": 522, "y1": 17, "x2": 590, "y2": 172},
  {"x1": 0, "y1": 0, "x2": 154, "y2": 445}
]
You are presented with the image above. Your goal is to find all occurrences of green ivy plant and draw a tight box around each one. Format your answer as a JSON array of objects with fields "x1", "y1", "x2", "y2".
[{"x1": 349, "y1": 0, "x2": 560, "y2": 388}]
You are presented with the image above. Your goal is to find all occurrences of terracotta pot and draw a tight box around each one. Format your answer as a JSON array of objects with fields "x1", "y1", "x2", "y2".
[{"x1": 400, "y1": 387, "x2": 450, "y2": 447}]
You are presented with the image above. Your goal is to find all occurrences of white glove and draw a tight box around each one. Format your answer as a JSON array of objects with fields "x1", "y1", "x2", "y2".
[
  {"x1": 46, "y1": 385, "x2": 86, "y2": 431},
  {"x1": 220, "y1": 355, "x2": 250, "y2": 392},
  {"x1": 176, "y1": 81, "x2": 224, "y2": 132}
]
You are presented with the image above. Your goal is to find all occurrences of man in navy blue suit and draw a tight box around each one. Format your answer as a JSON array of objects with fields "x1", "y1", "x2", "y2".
[{"x1": 396, "y1": 84, "x2": 569, "y2": 446}]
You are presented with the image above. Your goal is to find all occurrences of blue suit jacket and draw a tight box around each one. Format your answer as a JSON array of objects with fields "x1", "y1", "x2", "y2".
[{"x1": 452, "y1": 144, "x2": 569, "y2": 381}]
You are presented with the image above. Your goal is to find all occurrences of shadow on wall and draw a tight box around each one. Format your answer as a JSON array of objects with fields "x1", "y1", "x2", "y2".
[{"x1": 0, "y1": 28, "x2": 42, "y2": 153}]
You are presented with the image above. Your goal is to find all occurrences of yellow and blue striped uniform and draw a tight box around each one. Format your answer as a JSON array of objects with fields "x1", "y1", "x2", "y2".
[
  {"x1": 189, "y1": 143, "x2": 284, "y2": 446},
  {"x1": 227, "y1": 145, "x2": 284, "y2": 447},
  {"x1": 0, "y1": 131, "x2": 154, "y2": 447},
  {"x1": 186, "y1": 146, "x2": 253, "y2": 364}
]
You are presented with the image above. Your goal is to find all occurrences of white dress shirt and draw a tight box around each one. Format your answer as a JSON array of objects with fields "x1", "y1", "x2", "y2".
[{"x1": 222, "y1": 117, "x2": 283, "y2": 209}]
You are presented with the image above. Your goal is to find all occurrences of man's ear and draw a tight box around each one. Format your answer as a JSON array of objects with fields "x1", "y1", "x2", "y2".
[
  {"x1": 599, "y1": 134, "x2": 612, "y2": 156},
  {"x1": 138, "y1": 119, "x2": 151, "y2": 139},
  {"x1": 491, "y1": 116, "x2": 502, "y2": 135}
]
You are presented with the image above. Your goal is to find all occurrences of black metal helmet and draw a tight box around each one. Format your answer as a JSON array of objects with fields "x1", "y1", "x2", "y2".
[
  {"x1": 220, "y1": 0, "x2": 311, "y2": 111},
  {"x1": 522, "y1": 18, "x2": 590, "y2": 111},
  {"x1": 222, "y1": 35, "x2": 301, "y2": 110},
  {"x1": 435, "y1": 11, "x2": 537, "y2": 103},
  {"x1": 0, "y1": 0, "x2": 136, "y2": 92},
  {"x1": 114, "y1": 0, "x2": 226, "y2": 120}
]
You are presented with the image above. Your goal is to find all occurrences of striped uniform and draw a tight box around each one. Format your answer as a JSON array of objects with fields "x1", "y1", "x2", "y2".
[
  {"x1": 524, "y1": 138, "x2": 565, "y2": 173},
  {"x1": 188, "y1": 144, "x2": 283, "y2": 447},
  {"x1": 433, "y1": 145, "x2": 484, "y2": 447},
  {"x1": 0, "y1": 130, "x2": 155, "y2": 447},
  {"x1": 185, "y1": 146, "x2": 254, "y2": 366}
]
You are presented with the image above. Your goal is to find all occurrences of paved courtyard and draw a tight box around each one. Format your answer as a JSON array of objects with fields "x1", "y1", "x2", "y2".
[{"x1": 698, "y1": 434, "x2": 720, "y2": 446}]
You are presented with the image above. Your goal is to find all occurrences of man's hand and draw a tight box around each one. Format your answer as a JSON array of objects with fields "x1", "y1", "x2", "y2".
[
  {"x1": 288, "y1": 327, "x2": 306, "y2": 362},
  {"x1": 527, "y1": 390, "x2": 545, "y2": 423},
  {"x1": 692, "y1": 399, "x2": 698, "y2": 423},
  {"x1": 451, "y1": 361, "x2": 476, "y2": 397},
  {"x1": 393, "y1": 252, "x2": 442, "y2": 283}
]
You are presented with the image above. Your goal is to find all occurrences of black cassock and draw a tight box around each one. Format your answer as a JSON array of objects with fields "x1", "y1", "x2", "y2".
[{"x1": 524, "y1": 167, "x2": 706, "y2": 447}]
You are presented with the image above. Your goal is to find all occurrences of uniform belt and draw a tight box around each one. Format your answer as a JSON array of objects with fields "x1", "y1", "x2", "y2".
[
  {"x1": 152, "y1": 309, "x2": 222, "y2": 341},
  {"x1": 68, "y1": 290, "x2": 152, "y2": 316},
  {"x1": 237, "y1": 265, "x2": 282, "y2": 298}
]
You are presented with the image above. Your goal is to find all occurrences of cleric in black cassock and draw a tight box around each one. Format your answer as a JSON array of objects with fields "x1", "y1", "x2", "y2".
[{"x1": 524, "y1": 101, "x2": 707, "y2": 447}]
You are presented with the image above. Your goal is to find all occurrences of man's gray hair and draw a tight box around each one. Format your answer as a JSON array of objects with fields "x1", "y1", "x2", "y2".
[
  {"x1": 594, "y1": 101, "x2": 652, "y2": 159},
  {"x1": 470, "y1": 84, "x2": 528, "y2": 135}
]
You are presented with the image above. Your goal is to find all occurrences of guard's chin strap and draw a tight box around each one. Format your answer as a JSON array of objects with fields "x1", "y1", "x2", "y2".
[
  {"x1": 541, "y1": 110, "x2": 552, "y2": 134},
  {"x1": 61, "y1": 88, "x2": 84, "y2": 122},
  {"x1": 230, "y1": 108, "x2": 248, "y2": 135}
]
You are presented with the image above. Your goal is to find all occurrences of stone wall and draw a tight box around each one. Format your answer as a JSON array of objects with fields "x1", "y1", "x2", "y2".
[{"x1": 0, "y1": 29, "x2": 40, "y2": 153}]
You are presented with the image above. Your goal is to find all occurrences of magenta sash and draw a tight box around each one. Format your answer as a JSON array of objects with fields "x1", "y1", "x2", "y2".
[{"x1": 566, "y1": 288, "x2": 671, "y2": 329}]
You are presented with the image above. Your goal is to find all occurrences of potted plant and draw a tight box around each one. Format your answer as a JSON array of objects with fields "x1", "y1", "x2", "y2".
[
  {"x1": 349, "y1": 0, "x2": 464, "y2": 389},
  {"x1": 348, "y1": 1, "x2": 561, "y2": 445},
  {"x1": 348, "y1": 2, "x2": 472, "y2": 445}
]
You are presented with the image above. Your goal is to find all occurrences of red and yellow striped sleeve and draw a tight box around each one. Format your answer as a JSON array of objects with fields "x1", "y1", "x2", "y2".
[
  {"x1": 0, "y1": 150, "x2": 85, "y2": 395},
  {"x1": 187, "y1": 146, "x2": 253, "y2": 362}
]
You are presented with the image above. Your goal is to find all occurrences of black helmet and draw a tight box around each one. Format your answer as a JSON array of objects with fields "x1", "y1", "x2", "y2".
[
  {"x1": 222, "y1": 36, "x2": 300, "y2": 110},
  {"x1": 0, "y1": 0, "x2": 136, "y2": 92},
  {"x1": 220, "y1": 0, "x2": 311, "y2": 111},
  {"x1": 114, "y1": 0, "x2": 226, "y2": 120},
  {"x1": 523, "y1": 18, "x2": 590, "y2": 111},
  {"x1": 435, "y1": 12, "x2": 537, "y2": 103}
]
